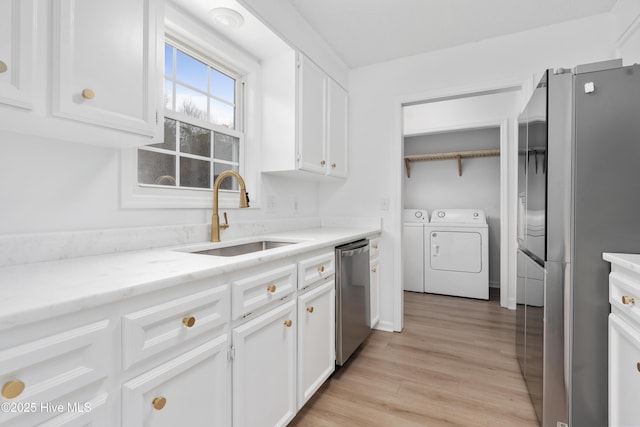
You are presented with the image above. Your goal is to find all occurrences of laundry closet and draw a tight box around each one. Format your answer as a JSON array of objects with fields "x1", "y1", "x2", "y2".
[{"x1": 401, "y1": 91, "x2": 517, "y2": 300}]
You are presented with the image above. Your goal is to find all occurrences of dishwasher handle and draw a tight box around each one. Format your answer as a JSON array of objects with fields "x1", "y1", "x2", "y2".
[{"x1": 337, "y1": 240, "x2": 369, "y2": 257}]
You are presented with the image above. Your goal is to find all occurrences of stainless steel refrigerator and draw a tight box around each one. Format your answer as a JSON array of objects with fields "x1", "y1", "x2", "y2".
[{"x1": 517, "y1": 60, "x2": 640, "y2": 427}]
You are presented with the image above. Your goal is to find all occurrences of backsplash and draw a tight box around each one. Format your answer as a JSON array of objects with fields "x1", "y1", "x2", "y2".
[{"x1": 0, "y1": 216, "x2": 381, "y2": 267}]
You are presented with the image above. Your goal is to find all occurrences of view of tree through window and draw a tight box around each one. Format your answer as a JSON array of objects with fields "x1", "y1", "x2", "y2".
[{"x1": 137, "y1": 43, "x2": 241, "y2": 191}]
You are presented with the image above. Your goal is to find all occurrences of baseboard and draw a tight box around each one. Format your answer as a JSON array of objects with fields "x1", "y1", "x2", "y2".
[{"x1": 374, "y1": 320, "x2": 395, "y2": 332}]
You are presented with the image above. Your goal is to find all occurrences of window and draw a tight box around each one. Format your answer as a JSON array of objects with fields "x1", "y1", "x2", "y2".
[{"x1": 137, "y1": 42, "x2": 242, "y2": 191}]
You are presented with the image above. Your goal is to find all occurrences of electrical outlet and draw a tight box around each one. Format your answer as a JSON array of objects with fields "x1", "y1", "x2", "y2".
[{"x1": 381, "y1": 197, "x2": 389, "y2": 211}]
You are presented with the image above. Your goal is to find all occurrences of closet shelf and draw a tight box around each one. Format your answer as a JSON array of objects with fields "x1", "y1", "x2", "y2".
[{"x1": 404, "y1": 149, "x2": 500, "y2": 178}]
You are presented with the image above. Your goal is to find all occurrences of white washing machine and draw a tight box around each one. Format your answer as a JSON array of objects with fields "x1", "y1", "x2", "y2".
[
  {"x1": 403, "y1": 209, "x2": 429, "y2": 292},
  {"x1": 425, "y1": 209, "x2": 489, "y2": 299}
]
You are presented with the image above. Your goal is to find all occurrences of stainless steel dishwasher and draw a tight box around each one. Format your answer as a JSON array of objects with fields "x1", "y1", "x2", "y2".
[{"x1": 335, "y1": 239, "x2": 371, "y2": 366}]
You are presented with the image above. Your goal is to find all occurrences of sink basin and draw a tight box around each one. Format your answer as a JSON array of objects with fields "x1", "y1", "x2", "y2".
[{"x1": 192, "y1": 241, "x2": 296, "y2": 257}]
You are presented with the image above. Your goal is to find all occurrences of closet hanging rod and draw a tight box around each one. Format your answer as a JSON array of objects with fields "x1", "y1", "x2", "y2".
[{"x1": 404, "y1": 148, "x2": 500, "y2": 178}]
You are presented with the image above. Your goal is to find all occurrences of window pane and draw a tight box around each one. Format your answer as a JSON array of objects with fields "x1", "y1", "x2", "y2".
[
  {"x1": 180, "y1": 122, "x2": 211, "y2": 157},
  {"x1": 210, "y1": 98, "x2": 234, "y2": 128},
  {"x1": 176, "y1": 84, "x2": 207, "y2": 120},
  {"x1": 214, "y1": 163, "x2": 239, "y2": 190},
  {"x1": 176, "y1": 50, "x2": 207, "y2": 92},
  {"x1": 164, "y1": 79, "x2": 173, "y2": 110},
  {"x1": 211, "y1": 69, "x2": 235, "y2": 103},
  {"x1": 148, "y1": 118, "x2": 176, "y2": 150},
  {"x1": 164, "y1": 44, "x2": 173, "y2": 77},
  {"x1": 138, "y1": 150, "x2": 176, "y2": 186},
  {"x1": 214, "y1": 132, "x2": 239, "y2": 162},
  {"x1": 180, "y1": 157, "x2": 210, "y2": 189}
]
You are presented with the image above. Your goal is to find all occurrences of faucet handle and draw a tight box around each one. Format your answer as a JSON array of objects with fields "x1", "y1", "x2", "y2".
[{"x1": 221, "y1": 212, "x2": 229, "y2": 230}]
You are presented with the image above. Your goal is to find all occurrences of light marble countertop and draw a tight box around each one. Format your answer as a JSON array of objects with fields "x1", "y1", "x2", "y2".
[
  {"x1": 0, "y1": 226, "x2": 380, "y2": 330},
  {"x1": 604, "y1": 252, "x2": 640, "y2": 275}
]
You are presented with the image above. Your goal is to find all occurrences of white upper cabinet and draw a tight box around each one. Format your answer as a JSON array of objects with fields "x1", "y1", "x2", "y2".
[
  {"x1": 0, "y1": 0, "x2": 163, "y2": 147},
  {"x1": 297, "y1": 54, "x2": 326, "y2": 174},
  {"x1": 327, "y1": 78, "x2": 348, "y2": 178},
  {"x1": 52, "y1": 0, "x2": 161, "y2": 138},
  {"x1": 0, "y1": 0, "x2": 34, "y2": 109},
  {"x1": 262, "y1": 51, "x2": 348, "y2": 179}
]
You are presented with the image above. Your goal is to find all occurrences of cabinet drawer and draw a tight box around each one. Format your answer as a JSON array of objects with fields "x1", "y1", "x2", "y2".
[
  {"x1": 232, "y1": 264, "x2": 296, "y2": 320},
  {"x1": 123, "y1": 285, "x2": 229, "y2": 369},
  {"x1": 369, "y1": 237, "x2": 380, "y2": 259},
  {"x1": 610, "y1": 272, "x2": 640, "y2": 327},
  {"x1": 298, "y1": 251, "x2": 335, "y2": 290},
  {"x1": 0, "y1": 320, "x2": 109, "y2": 426},
  {"x1": 609, "y1": 314, "x2": 640, "y2": 427}
]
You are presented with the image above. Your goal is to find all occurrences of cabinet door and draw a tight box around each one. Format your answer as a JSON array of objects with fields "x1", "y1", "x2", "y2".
[
  {"x1": 0, "y1": 0, "x2": 34, "y2": 109},
  {"x1": 327, "y1": 78, "x2": 347, "y2": 178},
  {"x1": 370, "y1": 257, "x2": 380, "y2": 328},
  {"x1": 297, "y1": 54, "x2": 326, "y2": 174},
  {"x1": 233, "y1": 300, "x2": 296, "y2": 427},
  {"x1": 609, "y1": 314, "x2": 640, "y2": 427},
  {"x1": 297, "y1": 279, "x2": 335, "y2": 409},
  {"x1": 52, "y1": 0, "x2": 161, "y2": 137},
  {"x1": 122, "y1": 335, "x2": 231, "y2": 427}
]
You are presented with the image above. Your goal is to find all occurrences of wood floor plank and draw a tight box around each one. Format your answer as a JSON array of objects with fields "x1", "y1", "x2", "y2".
[{"x1": 289, "y1": 290, "x2": 539, "y2": 426}]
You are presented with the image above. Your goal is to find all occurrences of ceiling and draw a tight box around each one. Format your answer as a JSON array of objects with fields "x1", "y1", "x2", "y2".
[{"x1": 286, "y1": 0, "x2": 618, "y2": 68}]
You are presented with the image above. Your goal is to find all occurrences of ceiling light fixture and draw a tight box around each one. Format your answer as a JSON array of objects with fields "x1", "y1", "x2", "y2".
[{"x1": 209, "y1": 7, "x2": 245, "y2": 28}]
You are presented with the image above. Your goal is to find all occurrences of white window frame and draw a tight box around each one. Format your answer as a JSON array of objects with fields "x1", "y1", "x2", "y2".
[{"x1": 120, "y1": 8, "x2": 261, "y2": 210}]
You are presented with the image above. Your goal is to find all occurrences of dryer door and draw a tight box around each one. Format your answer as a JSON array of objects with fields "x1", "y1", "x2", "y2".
[{"x1": 429, "y1": 231, "x2": 482, "y2": 273}]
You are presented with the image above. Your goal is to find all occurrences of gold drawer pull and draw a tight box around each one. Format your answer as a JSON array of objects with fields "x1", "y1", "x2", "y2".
[
  {"x1": 307, "y1": 306, "x2": 314, "y2": 313},
  {"x1": 622, "y1": 295, "x2": 636, "y2": 305},
  {"x1": 371, "y1": 268, "x2": 377, "y2": 273},
  {"x1": 152, "y1": 396, "x2": 167, "y2": 410},
  {"x1": 637, "y1": 362, "x2": 640, "y2": 372},
  {"x1": 267, "y1": 284, "x2": 276, "y2": 293},
  {"x1": 2, "y1": 380, "x2": 25, "y2": 399},
  {"x1": 331, "y1": 163, "x2": 336, "y2": 168},
  {"x1": 0, "y1": 60, "x2": 7, "y2": 74},
  {"x1": 284, "y1": 319, "x2": 293, "y2": 327},
  {"x1": 182, "y1": 316, "x2": 196, "y2": 328},
  {"x1": 81, "y1": 88, "x2": 95, "y2": 99},
  {"x1": 320, "y1": 160, "x2": 326, "y2": 166},
  {"x1": 317, "y1": 265, "x2": 325, "y2": 273},
  {"x1": 373, "y1": 243, "x2": 379, "y2": 249}
]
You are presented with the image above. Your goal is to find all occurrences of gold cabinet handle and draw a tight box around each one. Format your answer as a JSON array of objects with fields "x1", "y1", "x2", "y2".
[
  {"x1": 182, "y1": 316, "x2": 196, "y2": 328},
  {"x1": 2, "y1": 380, "x2": 25, "y2": 399},
  {"x1": 267, "y1": 284, "x2": 276, "y2": 293},
  {"x1": 320, "y1": 160, "x2": 326, "y2": 166},
  {"x1": 622, "y1": 295, "x2": 636, "y2": 305},
  {"x1": 152, "y1": 396, "x2": 167, "y2": 410},
  {"x1": 284, "y1": 319, "x2": 292, "y2": 327},
  {"x1": 306, "y1": 306, "x2": 314, "y2": 313},
  {"x1": 0, "y1": 60, "x2": 7, "y2": 74},
  {"x1": 317, "y1": 265, "x2": 325, "y2": 273},
  {"x1": 637, "y1": 362, "x2": 640, "y2": 372},
  {"x1": 82, "y1": 88, "x2": 95, "y2": 99},
  {"x1": 371, "y1": 268, "x2": 377, "y2": 273},
  {"x1": 373, "y1": 244, "x2": 379, "y2": 249},
  {"x1": 331, "y1": 163, "x2": 336, "y2": 168}
]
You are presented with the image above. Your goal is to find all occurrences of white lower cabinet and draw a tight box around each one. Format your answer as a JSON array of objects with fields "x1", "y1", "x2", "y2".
[
  {"x1": 0, "y1": 318, "x2": 111, "y2": 426},
  {"x1": 369, "y1": 237, "x2": 380, "y2": 328},
  {"x1": 297, "y1": 279, "x2": 335, "y2": 409},
  {"x1": 122, "y1": 334, "x2": 231, "y2": 427},
  {"x1": 232, "y1": 300, "x2": 297, "y2": 427}
]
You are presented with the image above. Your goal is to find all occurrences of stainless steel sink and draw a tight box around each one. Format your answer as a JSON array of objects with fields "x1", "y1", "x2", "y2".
[{"x1": 192, "y1": 241, "x2": 295, "y2": 257}]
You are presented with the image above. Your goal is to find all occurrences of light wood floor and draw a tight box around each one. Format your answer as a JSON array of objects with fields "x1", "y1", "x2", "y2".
[{"x1": 289, "y1": 289, "x2": 539, "y2": 426}]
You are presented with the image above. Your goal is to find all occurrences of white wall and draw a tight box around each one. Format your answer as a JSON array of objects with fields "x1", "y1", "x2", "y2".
[
  {"x1": 319, "y1": 13, "x2": 617, "y2": 331},
  {"x1": 404, "y1": 127, "x2": 501, "y2": 286},
  {"x1": 612, "y1": 0, "x2": 640, "y2": 64},
  {"x1": 0, "y1": 132, "x2": 319, "y2": 235}
]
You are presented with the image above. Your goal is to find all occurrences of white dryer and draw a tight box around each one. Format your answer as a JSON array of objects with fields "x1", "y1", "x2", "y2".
[
  {"x1": 425, "y1": 209, "x2": 489, "y2": 299},
  {"x1": 403, "y1": 209, "x2": 429, "y2": 292}
]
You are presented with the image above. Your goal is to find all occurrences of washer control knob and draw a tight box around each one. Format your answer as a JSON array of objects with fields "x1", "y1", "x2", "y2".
[
  {"x1": 473, "y1": 212, "x2": 479, "y2": 217},
  {"x1": 438, "y1": 211, "x2": 445, "y2": 218},
  {"x1": 415, "y1": 211, "x2": 423, "y2": 219}
]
